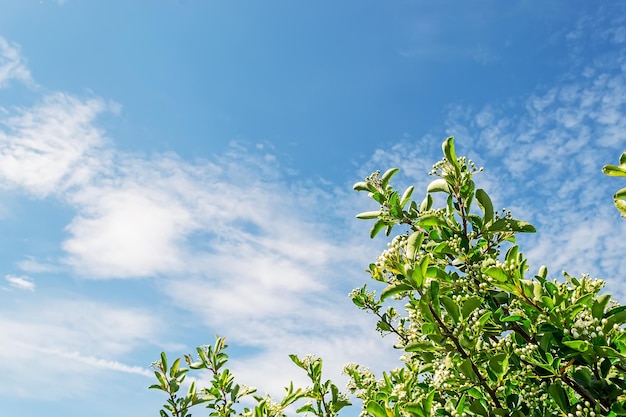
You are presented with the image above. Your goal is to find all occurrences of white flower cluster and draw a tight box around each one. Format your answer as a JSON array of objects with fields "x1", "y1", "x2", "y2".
[
  {"x1": 428, "y1": 156, "x2": 482, "y2": 177},
  {"x1": 373, "y1": 234, "x2": 408, "y2": 282},
  {"x1": 343, "y1": 363, "x2": 376, "y2": 397},
  {"x1": 432, "y1": 354, "x2": 453, "y2": 389},
  {"x1": 564, "y1": 309, "x2": 605, "y2": 339}
]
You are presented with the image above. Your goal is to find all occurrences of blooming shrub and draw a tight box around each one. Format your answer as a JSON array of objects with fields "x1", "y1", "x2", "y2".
[{"x1": 151, "y1": 138, "x2": 626, "y2": 417}]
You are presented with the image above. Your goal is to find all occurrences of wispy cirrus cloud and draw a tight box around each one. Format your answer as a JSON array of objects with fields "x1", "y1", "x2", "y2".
[
  {"x1": 0, "y1": 36, "x2": 33, "y2": 88},
  {"x1": 0, "y1": 93, "x2": 114, "y2": 197},
  {"x1": 4, "y1": 274, "x2": 35, "y2": 291},
  {"x1": 0, "y1": 299, "x2": 158, "y2": 398},
  {"x1": 0, "y1": 74, "x2": 392, "y2": 398}
]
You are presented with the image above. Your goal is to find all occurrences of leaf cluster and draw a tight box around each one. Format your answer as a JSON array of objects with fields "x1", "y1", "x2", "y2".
[
  {"x1": 150, "y1": 336, "x2": 350, "y2": 417},
  {"x1": 150, "y1": 138, "x2": 626, "y2": 417},
  {"x1": 603, "y1": 152, "x2": 626, "y2": 217},
  {"x1": 349, "y1": 137, "x2": 626, "y2": 416}
]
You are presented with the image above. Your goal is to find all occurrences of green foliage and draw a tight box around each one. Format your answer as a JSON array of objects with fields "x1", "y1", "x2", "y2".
[
  {"x1": 603, "y1": 151, "x2": 626, "y2": 217},
  {"x1": 348, "y1": 137, "x2": 626, "y2": 416},
  {"x1": 152, "y1": 137, "x2": 626, "y2": 417},
  {"x1": 150, "y1": 336, "x2": 350, "y2": 417}
]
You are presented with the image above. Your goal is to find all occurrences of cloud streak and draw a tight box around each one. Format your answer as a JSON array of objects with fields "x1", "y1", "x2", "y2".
[{"x1": 0, "y1": 37, "x2": 33, "y2": 88}]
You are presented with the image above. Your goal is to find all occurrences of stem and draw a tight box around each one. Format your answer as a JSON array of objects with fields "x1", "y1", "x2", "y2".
[{"x1": 425, "y1": 300, "x2": 502, "y2": 408}]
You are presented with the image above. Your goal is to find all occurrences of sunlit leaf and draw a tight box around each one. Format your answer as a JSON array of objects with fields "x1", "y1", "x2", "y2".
[
  {"x1": 427, "y1": 178, "x2": 451, "y2": 193},
  {"x1": 356, "y1": 210, "x2": 382, "y2": 219},
  {"x1": 442, "y1": 136, "x2": 460, "y2": 174},
  {"x1": 484, "y1": 267, "x2": 509, "y2": 283},
  {"x1": 366, "y1": 401, "x2": 387, "y2": 417},
  {"x1": 603, "y1": 164, "x2": 626, "y2": 177},
  {"x1": 353, "y1": 181, "x2": 370, "y2": 191},
  {"x1": 381, "y1": 168, "x2": 400, "y2": 188},
  {"x1": 563, "y1": 340, "x2": 591, "y2": 352},
  {"x1": 381, "y1": 283, "x2": 413, "y2": 300},
  {"x1": 406, "y1": 231, "x2": 424, "y2": 261},
  {"x1": 400, "y1": 185, "x2": 415, "y2": 207}
]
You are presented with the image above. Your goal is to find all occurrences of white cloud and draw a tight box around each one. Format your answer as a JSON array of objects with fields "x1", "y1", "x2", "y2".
[
  {"x1": 16, "y1": 256, "x2": 58, "y2": 273},
  {"x1": 0, "y1": 299, "x2": 158, "y2": 398},
  {"x1": 0, "y1": 93, "x2": 113, "y2": 197},
  {"x1": 0, "y1": 37, "x2": 33, "y2": 88},
  {"x1": 4, "y1": 274, "x2": 35, "y2": 291}
]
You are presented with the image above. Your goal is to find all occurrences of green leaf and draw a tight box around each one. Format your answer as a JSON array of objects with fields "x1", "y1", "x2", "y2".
[
  {"x1": 441, "y1": 295, "x2": 460, "y2": 323},
  {"x1": 381, "y1": 283, "x2": 413, "y2": 300},
  {"x1": 427, "y1": 179, "x2": 451, "y2": 193},
  {"x1": 563, "y1": 340, "x2": 591, "y2": 352},
  {"x1": 603, "y1": 164, "x2": 626, "y2": 177},
  {"x1": 459, "y1": 358, "x2": 476, "y2": 381},
  {"x1": 455, "y1": 393, "x2": 467, "y2": 414},
  {"x1": 615, "y1": 187, "x2": 626, "y2": 199},
  {"x1": 489, "y1": 353, "x2": 508, "y2": 375},
  {"x1": 418, "y1": 214, "x2": 447, "y2": 227},
  {"x1": 484, "y1": 267, "x2": 509, "y2": 283},
  {"x1": 381, "y1": 167, "x2": 400, "y2": 188},
  {"x1": 405, "y1": 340, "x2": 439, "y2": 352},
  {"x1": 615, "y1": 198, "x2": 626, "y2": 217},
  {"x1": 169, "y1": 358, "x2": 181, "y2": 378},
  {"x1": 356, "y1": 210, "x2": 382, "y2": 219},
  {"x1": 442, "y1": 136, "x2": 460, "y2": 174},
  {"x1": 537, "y1": 265, "x2": 548, "y2": 279},
  {"x1": 592, "y1": 294, "x2": 612, "y2": 320},
  {"x1": 400, "y1": 185, "x2": 415, "y2": 207},
  {"x1": 353, "y1": 181, "x2": 370, "y2": 191},
  {"x1": 370, "y1": 219, "x2": 386, "y2": 238},
  {"x1": 420, "y1": 194, "x2": 433, "y2": 211},
  {"x1": 502, "y1": 315, "x2": 523, "y2": 322},
  {"x1": 461, "y1": 296, "x2": 483, "y2": 318},
  {"x1": 548, "y1": 383, "x2": 569, "y2": 412},
  {"x1": 508, "y1": 219, "x2": 536, "y2": 233},
  {"x1": 406, "y1": 231, "x2": 424, "y2": 261},
  {"x1": 366, "y1": 401, "x2": 387, "y2": 417}
]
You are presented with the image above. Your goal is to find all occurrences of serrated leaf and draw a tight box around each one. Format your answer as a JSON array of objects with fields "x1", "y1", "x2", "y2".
[{"x1": 427, "y1": 179, "x2": 451, "y2": 193}]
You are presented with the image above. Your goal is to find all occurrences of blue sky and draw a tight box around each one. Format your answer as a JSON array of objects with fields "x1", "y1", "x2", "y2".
[{"x1": 0, "y1": 1, "x2": 625, "y2": 416}]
